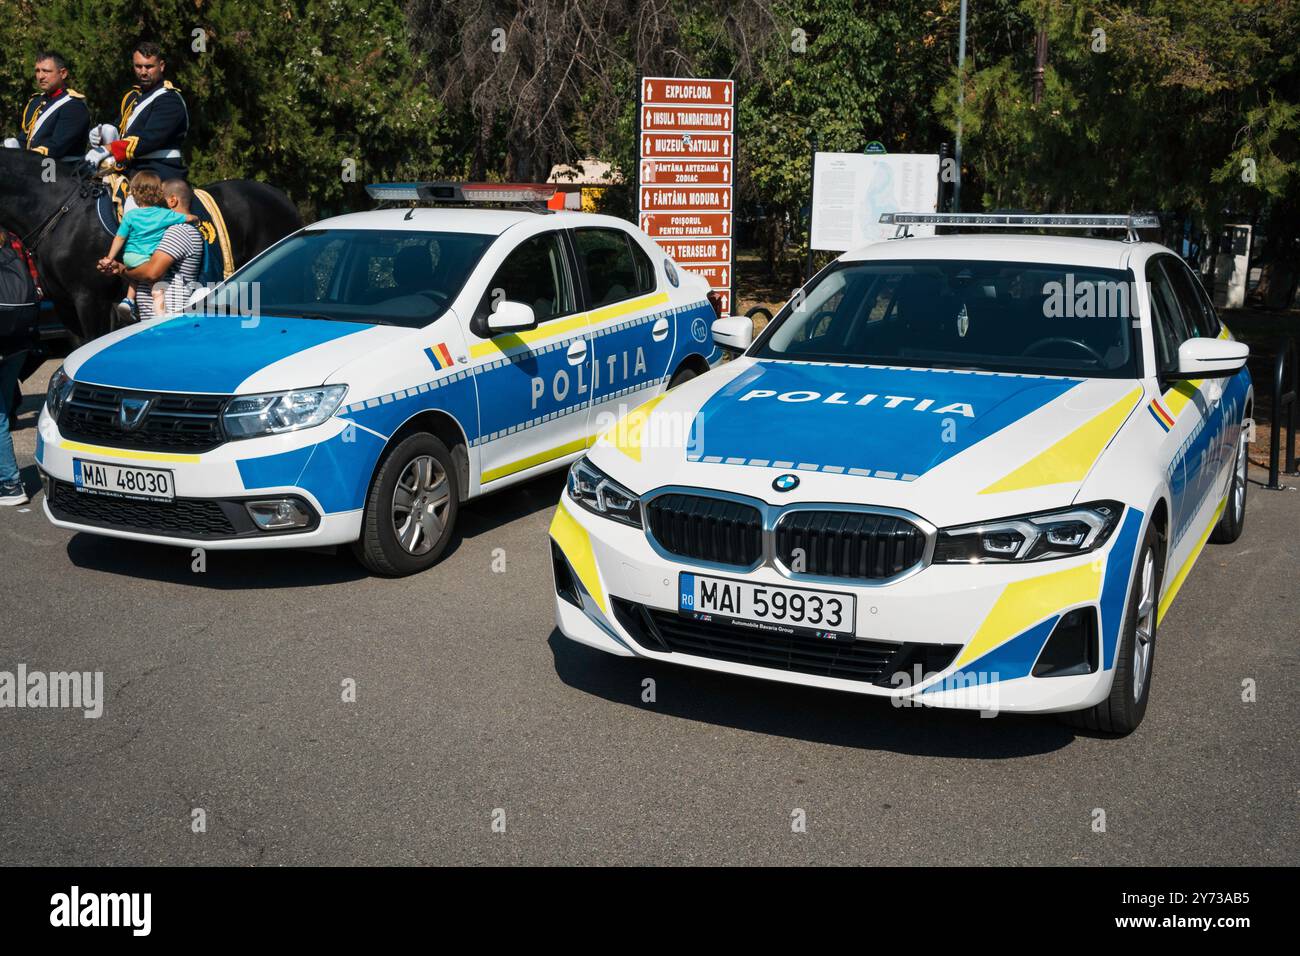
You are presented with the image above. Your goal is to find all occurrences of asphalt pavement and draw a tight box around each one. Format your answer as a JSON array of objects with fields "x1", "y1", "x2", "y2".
[{"x1": 2, "y1": 359, "x2": 1297, "y2": 865}]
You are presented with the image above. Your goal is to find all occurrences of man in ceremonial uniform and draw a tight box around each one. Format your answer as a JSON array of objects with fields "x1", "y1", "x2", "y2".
[
  {"x1": 88, "y1": 41, "x2": 188, "y2": 181},
  {"x1": 4, "y1": 52, "x2": 90, "y2": 161}
]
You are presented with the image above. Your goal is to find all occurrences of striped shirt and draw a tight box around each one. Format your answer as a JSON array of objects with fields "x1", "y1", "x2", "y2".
[{"x1": 136, "y1": 222, "x2": 203, "y2": 321}]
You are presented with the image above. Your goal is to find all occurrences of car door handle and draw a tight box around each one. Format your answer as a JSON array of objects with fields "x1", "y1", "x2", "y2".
[{"x1": 566, "y1": 338, "x2": 588, "y2": 365}]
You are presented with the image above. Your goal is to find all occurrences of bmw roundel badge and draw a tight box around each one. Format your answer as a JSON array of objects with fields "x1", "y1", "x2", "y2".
[{"x1": 772, "y1": 473, "x2": 799, "y2": 492}]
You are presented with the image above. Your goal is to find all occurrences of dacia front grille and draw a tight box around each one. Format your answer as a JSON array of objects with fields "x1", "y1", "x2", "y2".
[{"x1": 59, "y1": 383, "x2": 227, "y2": 452}]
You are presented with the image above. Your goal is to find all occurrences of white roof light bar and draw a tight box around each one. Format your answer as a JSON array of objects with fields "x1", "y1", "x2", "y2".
[
  {"x1": 364, "y1": 183, "x2": 425, "y2": 202},
  {"x1": 365, "y1": 181, "x2": 558, "y2": 205},
  {"x1": 880, "y1": 212, "x2": 1160, "y2": 229}
]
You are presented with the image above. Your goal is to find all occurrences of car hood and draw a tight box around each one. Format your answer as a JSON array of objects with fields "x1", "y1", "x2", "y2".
[
  {"x1": 67, "y1": 314, "x2": 413, "y2": 394},
  {"x1": 589, "y1": 357, "x2": 1146, "y2": 527}
]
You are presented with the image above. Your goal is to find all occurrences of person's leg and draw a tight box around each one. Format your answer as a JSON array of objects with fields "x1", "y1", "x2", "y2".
[
  {"x1": 118, "y1": 254, "x2": 150, "y2": 322},
  {"x1": 0, "y1": 359, "x2": 27, "y2": 503}
]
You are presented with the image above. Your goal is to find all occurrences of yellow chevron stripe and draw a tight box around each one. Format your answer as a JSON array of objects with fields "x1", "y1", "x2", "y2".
[
  {"x1": 980, "y1": 386, "x2": 1143, "y2": 494},
  {"x1": 548, "y1": 498, "x2": 606, "y2": 613},
  {"x1": 60, "y1": 440, "x2": 200, "y2": 464},
  {"x1": 604, "y1": 393, "x2": 669, "y2": 463},
  {"x1": 1162, "y1": 379, "x2": 1202, "y2": 417},
  {"x1": 954, "y1": 562, "x2": 1102, "y2": 668},
  {"x1": 1157, "y1": 494, "x2": 1228, "y2": 624},
  {"x1": 480, "y1": 434, "x2": 595, "y2": 484},
  {"x1": 468, "y1": 291, "x2": 670, "y2": 359}
]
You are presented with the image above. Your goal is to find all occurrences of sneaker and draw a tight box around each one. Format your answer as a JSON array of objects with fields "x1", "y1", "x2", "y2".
[
  {"x1": 114, "y1": 298, "x2": 136, "y2": 323},
  {"x1": 0, "y1": 479, "x2": 28, "y2": 506}
]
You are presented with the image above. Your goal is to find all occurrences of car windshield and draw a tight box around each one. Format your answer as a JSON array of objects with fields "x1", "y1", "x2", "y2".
[
  {"x1": 202, "y1": 228, "x2": 494, "y2": 328},
  {"x1": 752, "y1": 259, "x2": 1141, "y2": 378}
]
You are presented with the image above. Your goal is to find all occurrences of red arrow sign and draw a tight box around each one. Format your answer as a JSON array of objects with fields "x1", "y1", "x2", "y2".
[
  {"x1": 640, "y1": 186, "x2": 732, "y2": 212},
  {"x1": 639, "y1": 212, "x2": 732, "y2": 237},
  {"x1": 639, "y1": 159, "x2": 731, "y2": 185},
  {"x1": 684, "y1": 263, "x2": 732, "y2": 287},
  {"x1": 641, "y1": 132, "x2": 732, "y2": 158},
  {"x1": 655, "y1": 239, "x2": 731, "y2": 263},
  {"x1": 642, "y1": 105, "x2": 732, "y2": 133},
  {"x1": 641, "y1": 77, "x2": 734, "y2": 106}
]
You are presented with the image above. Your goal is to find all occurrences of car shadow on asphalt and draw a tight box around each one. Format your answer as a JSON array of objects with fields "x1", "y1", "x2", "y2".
[
  {"x1": 63, "y1": 533, "x2": 369, "y2": 589},
  {"x1": 547, "y1": 630, "x2": 1080, "y2": 757}
]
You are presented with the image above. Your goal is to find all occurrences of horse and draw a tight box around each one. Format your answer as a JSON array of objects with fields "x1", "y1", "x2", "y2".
[{"x1": 0, "y1": 149, "x2": 303, "y2": 344}]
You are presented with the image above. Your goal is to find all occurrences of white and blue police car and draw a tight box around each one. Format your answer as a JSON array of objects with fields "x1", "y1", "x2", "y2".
[
  {"x1": 37, "y1": 182, "x2": 722, "y2": 575},
  {"x1": 550, "y1": 213, "x2": 1252, "y2": 734}
]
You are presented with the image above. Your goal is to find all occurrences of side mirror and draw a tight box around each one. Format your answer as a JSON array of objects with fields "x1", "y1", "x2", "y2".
[
  {"x1": 488, "y1": 300, "x2": 536, "y2": 333},
  {"x1": 712, "y1": 315, "x2": 753, "y2": 354},
  {"x1": 1173, "y1": 337, "x2": 1248, "y2": 379}
]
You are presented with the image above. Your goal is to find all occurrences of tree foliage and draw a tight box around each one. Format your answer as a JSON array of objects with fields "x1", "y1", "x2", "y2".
[{"x1": 0, "y1": 0, "x2": 1296, "y2": 280}]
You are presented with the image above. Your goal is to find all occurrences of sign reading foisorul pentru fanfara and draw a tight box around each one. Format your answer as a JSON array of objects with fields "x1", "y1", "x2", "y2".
[{"x1": 639, "y1": 76, "x2": 735, "y2": 317}]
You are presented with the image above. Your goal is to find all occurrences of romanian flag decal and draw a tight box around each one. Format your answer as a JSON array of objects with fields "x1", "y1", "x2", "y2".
[
  {"x1": 424, "y1": 343, "x2": 455, "y2": 370},
  {"x1": 1147, "y1": 398, "x2": 1175, "y2": 432}
]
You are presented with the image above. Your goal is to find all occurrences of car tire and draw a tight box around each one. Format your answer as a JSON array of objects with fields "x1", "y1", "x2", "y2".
[
  {"x1": 668, "y1": 366, "x2": 698, "y2": 389},
  {"x1": 1061, "y1": 521, "x2": 1162, "y2": 736},
  {"x1": 1210, "y1": 427, "x2": 1248, "y2": 544},
  {"x1": 352, "y1": 432, "x2": 459, "y2": 577}
]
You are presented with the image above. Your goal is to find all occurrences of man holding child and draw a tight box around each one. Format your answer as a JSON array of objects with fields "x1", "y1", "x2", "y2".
[{"x1": 97, "y1": 178, "x2": 204, "y2": 321}]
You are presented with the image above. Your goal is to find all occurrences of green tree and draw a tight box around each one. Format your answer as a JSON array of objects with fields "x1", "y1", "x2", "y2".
[{"x1": 0, "y1": 0, "x2": 448, "y2": 217}]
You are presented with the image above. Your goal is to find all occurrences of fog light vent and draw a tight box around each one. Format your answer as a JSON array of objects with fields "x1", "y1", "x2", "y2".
[
  {"x1": 550, "y1": 541, "x2": 582, "y2": 609},
  {"x1": 1032, "y1": 608, "x2": 1099, "y2": 678},
  {"x1": 246, "y1": 498, "x2": 311, "y2": 531}
]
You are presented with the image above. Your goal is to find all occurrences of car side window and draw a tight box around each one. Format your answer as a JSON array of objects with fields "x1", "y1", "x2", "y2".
[
  {"x1": 1164, "y1": 259, "x2": 1219, "y2": 339},
  {"x1": 476, "y1": 232, "x2": 575, "y2": 329},
  {"x1": 1147, "y1": 258, "x2": 1190, "y2": 375},
  {"x1": 574, "y1": 228, "x2": 654, "y2": 307},
  {"x1": 1172, "y1": 260, "x2": 1222, "y2": 338}
]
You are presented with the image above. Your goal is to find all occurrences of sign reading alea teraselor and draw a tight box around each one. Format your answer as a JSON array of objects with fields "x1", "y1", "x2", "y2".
[{"x1": 638, "y1": 76, "x2": 735, "y2": 317}]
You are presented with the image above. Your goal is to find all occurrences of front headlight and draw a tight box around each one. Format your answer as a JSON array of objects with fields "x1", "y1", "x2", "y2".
[
  {"x1": 222, "y1": 385, "x2": 347, "y2": 439},
  {"x1": 933, "y1": 501, "x2": 1123, "y2": 563},
  {"x1": 45, "y1": 365, "x2": 72, "y2": 419},
  {"x1": 566, "y1": 457, "x2": 642, "y2": 528}
]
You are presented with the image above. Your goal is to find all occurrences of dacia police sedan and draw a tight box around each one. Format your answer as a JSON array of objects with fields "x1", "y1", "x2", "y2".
[
  {"x1": 550, "y1": 213, "x2": 1251, "y2": 734},
  {"x1": 37, "y1": 183, "x2": 721, "y2": 575}
]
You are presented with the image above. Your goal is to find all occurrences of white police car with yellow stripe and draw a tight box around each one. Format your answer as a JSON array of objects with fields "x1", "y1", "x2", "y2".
[
  {"x1": 550, "y1": 213, "x2": 1252, "y2": 734},
  {"x1": 37, "y1": 182, "x2": 721, "y2": 575}
]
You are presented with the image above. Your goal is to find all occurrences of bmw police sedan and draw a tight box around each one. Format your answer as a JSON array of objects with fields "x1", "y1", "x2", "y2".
[
  {"x1": 37, "y1": 183, "x2": 721, "y2": 575},
  {"x1": 550, "y1": 213, "x2": 1252, "y2": 734}
]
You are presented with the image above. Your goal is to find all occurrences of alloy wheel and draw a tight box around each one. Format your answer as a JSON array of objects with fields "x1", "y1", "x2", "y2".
[{"x1": 392, "y1": 455, "x2": 450, "y2": 555}]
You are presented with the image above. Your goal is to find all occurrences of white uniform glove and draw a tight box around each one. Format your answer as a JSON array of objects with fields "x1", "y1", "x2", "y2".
[
  {"x1": 2, "y1": 137, "x2": 19, "y2": 149},
  {"x1": 100, "y1": 123, "x2": 120, "y2": 144},
  {"x1": 84, "y1": 146, "x2": 111, "y2": 167},
  {"x1": 87, "y1": 125, "x2": 102, "y2": 147}
]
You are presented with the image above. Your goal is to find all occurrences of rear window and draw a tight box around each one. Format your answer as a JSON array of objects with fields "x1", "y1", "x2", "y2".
[{"x1": 574, "y1": 228, "x2": 655, "y2": 306}]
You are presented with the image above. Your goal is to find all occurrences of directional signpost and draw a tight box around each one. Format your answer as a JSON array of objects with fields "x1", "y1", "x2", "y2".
[{"x1": 638, "y1": 76, "x2": 735, "y2": 317}]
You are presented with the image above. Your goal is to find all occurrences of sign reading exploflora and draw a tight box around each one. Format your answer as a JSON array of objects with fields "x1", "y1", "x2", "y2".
[{"x1": 639, "y1": 76, "x2": 735, "y2": 316}]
